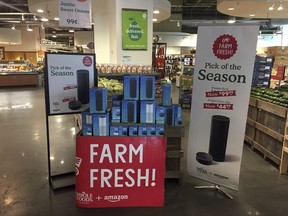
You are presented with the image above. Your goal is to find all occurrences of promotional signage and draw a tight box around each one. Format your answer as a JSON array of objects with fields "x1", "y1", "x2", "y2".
[
  {"x1": 75, "y1": 136, "x2": 166, "y2": 208},
  {"x1": 122, "y1": 9, "x2": 148, "y2": 50},
  {"x1": 45, "y1": 53, "x2": 95, "y2": 115},
  {"x1": 58, "y1": 0, "x2": 91, "y2": 28},
  {"x1": 187, "y1": 25, "x2": 259, "y2": 190}
]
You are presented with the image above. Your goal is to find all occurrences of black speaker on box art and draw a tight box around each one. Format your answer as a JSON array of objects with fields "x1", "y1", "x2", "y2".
[
  {"x1": 208, "y1": 115, "x2": 230, "y2": 162},
  {"x1": 77, "y1": 70, "x2": 89, "y2": 104}
]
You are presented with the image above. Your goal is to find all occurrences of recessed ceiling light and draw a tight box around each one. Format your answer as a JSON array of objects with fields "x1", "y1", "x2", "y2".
[
  {"x1": 228, "y1": 7, "x2": 235, "y2": 11},
  {"x1": 52, "y1": 35, "x2": 57, "y2": 38},
  {"x1": 269, "y1": 4, "x2": 274, "y2": 10},
  {"x1": 153, "y1": 18, "x2": 157, "y2": 22},
  {"x1": 227, "y1": 18, "x2": 236, "y2": 24},
  {"x1": 54, "y1": 17, "x2": 59, "y2": 21},
  {"x1": 153, "y1": 10, "x2": 160, "y2": 14},
  {"x1": 278, "y1": 4, "x2": 283, "y2": 11},
  {"x1": 69, "y1": 29, "x2": 74, "y2": 33},
  {"x1": 41, "y1": 18, "x2": 49, "y2": 22},
  {"x1": 37, "y1": 9, "x2": 44, "y2": 13},
  {"x1": 249, "y1": 14, "x2": 255, "y2": 17}
]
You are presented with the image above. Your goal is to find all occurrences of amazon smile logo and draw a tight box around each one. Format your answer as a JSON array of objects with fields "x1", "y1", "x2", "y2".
[{"x1": 104, "y1": 195, "x2": 129, "y2": 202}]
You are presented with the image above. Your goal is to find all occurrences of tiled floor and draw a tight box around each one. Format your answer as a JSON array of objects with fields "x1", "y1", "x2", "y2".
[{"x1": 1, "y1": 86, "x2": 288, "y2": 216}]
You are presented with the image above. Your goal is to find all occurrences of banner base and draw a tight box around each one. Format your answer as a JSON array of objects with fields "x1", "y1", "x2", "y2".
[{"x1": 195, "y1": 185, "x2": 233, "y2": 200}]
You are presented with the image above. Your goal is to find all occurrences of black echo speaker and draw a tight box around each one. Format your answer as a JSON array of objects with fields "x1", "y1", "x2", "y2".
[
  {"x1": 77, "y1": 70, "x2": 89, "y2": 104},
  {"x1": 208, "y1": 115, "x2": 230, "y2": 162}
]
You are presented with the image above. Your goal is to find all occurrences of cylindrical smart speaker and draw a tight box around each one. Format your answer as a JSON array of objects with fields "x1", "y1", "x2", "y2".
[
  {"x1": 77, "y1": 70, "x2": 89, "y2": 104},
  {"x1": 208, "y1": 115, "x2": 230, "y2": 162}
]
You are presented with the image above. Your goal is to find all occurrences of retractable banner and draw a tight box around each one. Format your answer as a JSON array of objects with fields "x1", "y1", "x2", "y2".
[
  {"x1": 75, "y1": 136, "x2": 166, "y2": 208},
  {"x1": 187, "y1": 25, "x2": 259, "y2": 190},
  {"x1": 58, "y1": 0, "x2": 91, "y2": 28}
]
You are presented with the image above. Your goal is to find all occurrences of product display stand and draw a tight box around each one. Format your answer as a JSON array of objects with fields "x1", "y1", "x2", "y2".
[
  {"x1": 195, "y1": 184, "x2": 233, "y2": 200},
  {"x1": 45, "y1": 114, "x2": 75, "y2": 190}
]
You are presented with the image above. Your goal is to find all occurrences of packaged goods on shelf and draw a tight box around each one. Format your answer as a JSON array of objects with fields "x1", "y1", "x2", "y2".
[{"x1": 96, "y1": 63, "x2": 153, "y2": 74}]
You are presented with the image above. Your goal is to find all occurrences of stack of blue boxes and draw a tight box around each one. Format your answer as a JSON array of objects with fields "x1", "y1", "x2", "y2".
[
  {"x1": 252, "y1": 55, "x2": 273, "y2": 87},
  {"x1": 82, "y1": 75, "x2": 182, "y2": 136}
]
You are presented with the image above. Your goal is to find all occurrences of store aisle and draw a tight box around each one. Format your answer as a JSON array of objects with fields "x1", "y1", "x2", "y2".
[{"x1": 1, "y1": 86, "x2": 288, "y2": 216}]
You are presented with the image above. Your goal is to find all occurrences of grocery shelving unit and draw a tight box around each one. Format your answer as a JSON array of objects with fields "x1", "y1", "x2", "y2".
[{"x1": 245, "y1": 97, "x2": 288, "y2": 173}]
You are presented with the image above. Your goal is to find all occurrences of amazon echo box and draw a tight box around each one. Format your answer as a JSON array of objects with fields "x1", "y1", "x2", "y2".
[
  {"x1": 124, "y1": 76, "x2": 139, "y2": 100},
  {"x1": 208, "y1": 115, "x2": 230, "y2": 162},
  {"x1": 140, "y1": 76, "x2": 155, "y2": 100},
  {"x1": 77, "y1": 70, "x2": 89, "y2": 104},
  {"x1": 121, "y1": 100, "x2": 137, "y2": 123},
  {"x1": 89, "y1": 87, "x2": 108, "y2": 113}
]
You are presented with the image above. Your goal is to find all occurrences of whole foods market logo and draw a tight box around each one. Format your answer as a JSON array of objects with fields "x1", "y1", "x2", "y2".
[
  {"x1": 126, "y1": 17, "x2": 144, "y2": 41},
  {"x1": 212, "y1": 34, "x2": 238, "y2": 60},
  {"x1": 76, "y1": 191, "x2": 93, "y2": 204}
]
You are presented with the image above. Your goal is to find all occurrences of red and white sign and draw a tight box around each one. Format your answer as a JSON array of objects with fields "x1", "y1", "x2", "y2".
[
  {"x1": 75, "y1": 136, "x2": 166, "y2": 208},
  {"x1": 187, "y1": 25, "x2": 259, "y2": 190}
]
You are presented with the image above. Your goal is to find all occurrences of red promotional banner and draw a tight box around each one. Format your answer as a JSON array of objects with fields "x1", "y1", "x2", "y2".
[{"x1": 75, "y1": 136, "x2": 166, "y2": 208}]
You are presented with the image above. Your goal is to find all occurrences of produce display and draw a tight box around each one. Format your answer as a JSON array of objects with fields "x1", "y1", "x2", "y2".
[
  {"x1": 250, "y1": 86, "x2": 288, "y2": 108},
  {"x1": 98, "y1": 77, "x2": 123, "y2": 95},
  {"x1": 97, "y1": 64, "x2": 153, "y2": 74}
]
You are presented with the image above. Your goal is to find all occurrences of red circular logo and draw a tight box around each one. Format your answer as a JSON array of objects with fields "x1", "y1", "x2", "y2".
[
  {"x1": 83, "y1": 56, "x2": 92, "y2": 67},
  {"x1": 212, "y1": 34, "x2": 238, "y2": 60}
]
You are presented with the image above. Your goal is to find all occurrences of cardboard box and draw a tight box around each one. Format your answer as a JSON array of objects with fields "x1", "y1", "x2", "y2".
[
  {"x1": 82, "y1": 111, "x2": 92, "y2": 125},
  {"x1": 165, "y1": 106, "x2": 175, "y2": 126},
  {"x1": 140, "y1": 101, "x2": 156, "y2": 124},
  {"x1": 162, "y1": 85, "x2": 172, "y2": 107},
  {"x1": 83, "y1": 125, "x2": 92, "y2": 136},
  {"x1": 121, "y1": 100, "x2": 137, "y2": 123},
  {"x1": 111, "y1": 107, "x2": 121, "y2": 123},
  {"x1": 147, "y1": 126, "x2": 156, "y2": 136},
  {"x1": 110, "y1": 126, "x2": 119, "y2": 136},
  {"x1": 112, "y1": 94, "x2": 123, "y2": 107},
  {"x1": 129, "y1": 126, "x2": 138, "y2": 136},
  {"x1": 89, "y1": 87, "x2": 108, "y2": 113},
  {"x1": 174, "y1": 105, "x2": 182, "y2": 126},
  {"x1": 155, "y1": 125, "x2": 165, "y2": 136},
  {"x1": 138, "y1": 126, "x2": 147, "y2": 136},
  {"x1": 92, "y1": 113, "x2": 109, "y2": 136},
  {"x1": 119, "y1": 126, "x2": 128, "y2": 136},
  {"x1": 124, "y1": 75, "x2": 139, "y2": 100},
  {"x1": 156, "y1": 106, "x2": 166, "y2": 124},
  {"x1": 140, "y1": 76, "x2": 155, "y2": 100}
]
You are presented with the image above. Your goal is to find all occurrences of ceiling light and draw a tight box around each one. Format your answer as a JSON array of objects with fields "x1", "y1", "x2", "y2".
[
  {"x1": 177, "y1": 21, "x2": 180, "y2": 27},
  {"x1": 269, "y1": 4, "x2": 274, "y2": 10},
  {"x1": 153, "y1": 18, "x2": 157, "y2": 22},
  {"x1": 54, "y1": 17, "x2": 59, "y2": 21},
  {"x1": 37, "y1": 9, "x2": 44, "y2": 13},
  {"x1": 21, "y1": 14, "x2": 25, "y2": 21},
  {"x1": 153, "y1": 10, "x2": 160, "y2": 14},
  {"x1": 249, "y1": 14, "x2": 255, "y2": 17},
  {"x1": 227, "y1": 18, "x2": 236, "y2": 24},
  {"x1": 11, "y1": 24, "x2": 15, "y2": 30},
  {"x1": 33, "y1": 15, "x2": 37, "y2": 21},
  {"x1": 228, "y1": 7, "x2": 235, "y2": 11},
  {"x1": 27, "y1": 25, "x2": 33, "y2": 32},
  {"x1": 52, "y1": 35, "x2": 57, "y2": 38},
  {"x1": 278, "y1": 3, "x2": 283, "y2": 10},
  {"x1": 69, "y1": 29, "x2": 74, "y2": 33},
  {"x1": 41, "y1": 17, "x2": 49, "y2": 22}
]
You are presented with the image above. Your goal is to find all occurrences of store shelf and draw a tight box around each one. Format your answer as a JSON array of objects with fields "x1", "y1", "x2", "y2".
[{"x1": 98, "y1": 73, "x2": 160, "y2": 79}]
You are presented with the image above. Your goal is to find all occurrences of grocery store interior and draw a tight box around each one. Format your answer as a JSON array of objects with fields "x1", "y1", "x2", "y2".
[{"x1": 1, "y1": 0, "x2": 288, "y2": 216}]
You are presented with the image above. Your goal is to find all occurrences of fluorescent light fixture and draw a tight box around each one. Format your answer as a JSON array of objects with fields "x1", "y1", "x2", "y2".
[
  {"x1": 52, "y1": 35, "x2": 57, "y2": 38},
  {"x1": 37, "y1": 9, "x2": 44, "y2": 13},
  {"x1": 11, "y1": 24, "x2": 15, "y2": 30},
  {"x1": 27, "y1": 25, "x2": 33, "y2": 32},
  {"x1": 278, "y1": 3, "x2": 283, "y2": 10},
  {"x1": 153, "y1": 18, "x2": 157, "y2": 22},
  {"x1": 177, "y1": 21, "x2": 180, "y2": 27},
  {"x1": 21, "y1": 14, "x2": 25, "y2": 21},
  {"x1": 249, "y1": 14, "x2": 255, "y2": 17},
  {"x1": 269, "y1": 4, "x2": 274, "y2": 10},
  {"x1": 228, "y1": 7, "x2": 235, "y2": 11},
  {"x1": 69, "y1": 29, "x2": 74, "y2": 33},
  {"x1": 153, "y1": 10, "x2": 160, "y2": 14},
  {"x1": 54, "y1": 17, "x2": 59, "y2": 21},
  {"x1": 41, "y1": 17, "x2": 48, "y2": 22}
]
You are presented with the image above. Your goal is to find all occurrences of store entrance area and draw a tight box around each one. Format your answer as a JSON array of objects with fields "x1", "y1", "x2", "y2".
[{"x1": 1, "y1": 86, "x2": 288, "y2": 216}]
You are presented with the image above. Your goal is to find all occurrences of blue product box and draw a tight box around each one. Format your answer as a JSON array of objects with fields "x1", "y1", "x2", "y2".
[
  {"x1": 112, "y1": 94, "x2": 123, "y2": 107},
  {"x1": 82, "y1": 111, "x2": 92, "y2": 125},
  {"x1": 174, "y1": 104, "x2": 182, "y2": 126},
  {"x1": 129, "y1": 126, "x2": 138, "y2": 136},
  {"x1": 92, "y1": 113, "x2": 109, "y2": 136},
  {"x1": 156, "y1": 106, "x2": 166, "y2": 124},
  {"x1": 147, "y1": 126, "x2": 156, "y2": 136},
  {"x1": 111, "y1": 107, "x2": 121, "y2": 123},
  {"x1": 83, "y1": 125, "x2": 93, "y2": 136},
  {"x1": 119, "y1": 126, "x2": 128, "y2": 136},
  {"x1": 165, "y1": 106, "x2": 175, "y2": 126},
  {"x1": 155, "y1": 125, "x2": 165, "y2": 136},
  {"x1": 140, "y1": 101, "x2": 156, "y2": 124},
  {"x1": 89, "y1": 87, "x2": 108, "y2": 113},
  {"x1": 110, "y1": 126, "x2": 119, "y2": 136},
  {"x1": 162, "y1": 85, "x2": 172, "y2": 106},
  {"x1": 124, "y1": 75, "x2": 139, "y2": 100},
  {"x1": 140, "y1": 76, "x2": 155, "y2": 100},
  {"x1": 138, "y1": 126, "x2": 147, "y2": 136},
  {"x1": 121, "y1": 100, "x2": 137, "y2": 123}
]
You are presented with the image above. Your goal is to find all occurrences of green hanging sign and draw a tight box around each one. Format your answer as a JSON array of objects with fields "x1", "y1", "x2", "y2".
[{"x1": 122, "y1": 9, "x2": 148, "y2": 50}]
